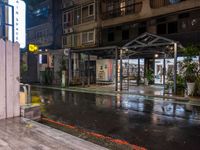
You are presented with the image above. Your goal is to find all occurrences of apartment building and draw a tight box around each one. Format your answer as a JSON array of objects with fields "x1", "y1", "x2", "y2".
[
  {"x1": 61, "y1": 0, "x2": 102, "y2": 85},
  {"x1": 101, "y1": 0, "x2": 200, "y2": 46},
  {"x1": 62, "y1": 0, "x2": 100, "y2": 49},
  {"x1": 27, "y1": 0, "x2": 53, "y2": 48}
]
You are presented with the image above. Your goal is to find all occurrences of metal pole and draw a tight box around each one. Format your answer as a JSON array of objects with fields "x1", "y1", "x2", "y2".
[
  {"x1": 174, "y1": 43, "x2": 177, "y2": 94},
  {"x1": 68, "y1": 49, "x2": 72, "y2": 86},
  {"x1": 83, "y1": 54, "x2": 86, "y2": 87},
  {"x1": 115, "y1": 48, "x2": 118, "y2": 91},
  {"x1": 25, "y1": 84, "x2": 31, "y2": 104},
  {"x1": 137, "y1": 58, "x2": 140, "y2": 86},
  {"x1": 163, "y1": 53, "x2": 166, "y2": 95},
  {"x1": 127, "y1": 56, "x2": 130, "y2": 91},
  {"x1": 120, "y1": 49, "x2": 123, "y2": 91},
  {"x1": 78, "y1": 53, "x2": 81, "y2": 80},
  {"x1": 87, "y1": 54, "x2": 90, "y2": 86}
]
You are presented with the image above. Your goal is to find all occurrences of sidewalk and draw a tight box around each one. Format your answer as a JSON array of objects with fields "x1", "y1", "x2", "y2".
[
  {"x1": 0, "y1": 117, "x2": 108, "y2": 150},
  {"x1": 32, "y1": 84, "x2": 200, "y2": 103}
]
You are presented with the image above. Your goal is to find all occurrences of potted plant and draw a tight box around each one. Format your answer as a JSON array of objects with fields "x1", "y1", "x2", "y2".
[
  {"x1": 193, "y1": 73, "x2": 200, "y2": 96},
  {"x1": 183, "y1": 58, "x2": 198, "y2": 95},
  {"x1": 176, "y1": 74, "x2": 186, "y2": 96},
  {"x1": 57, "y1": 56, "x2": 67, "y2": 87},
  {"x1": 181, "y1": 44, "x2": 199, "y2": 96},
  {"x1": 144, "y1": 69, "x2": 154, "y2": 86},
  {"x1": 171, "y1": 74, "x2": 186, "y2": 96}
]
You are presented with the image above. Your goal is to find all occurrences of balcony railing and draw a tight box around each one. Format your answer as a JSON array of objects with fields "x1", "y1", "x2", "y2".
[
  {"x1": 82, "y1": 15, "x2": 95, "y2": 23},
  {"x1": 150, "y1": 0, "x2": 186, "y2": 9},
  {"x1": 102, "y1": 2, "x2": 143, "y2": 20}
]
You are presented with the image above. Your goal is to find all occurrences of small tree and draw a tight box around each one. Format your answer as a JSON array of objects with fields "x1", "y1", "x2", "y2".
[
  {"x1": 57, "y1": 56, "x2": 67, "y2": 78},
  {"x1": 181, "y1": 44, "x2": 200, "y2": 95},
  {"x1": 145, "y1": 69, "x2": 154, "y2": 84},
  {"x1": 182, "y1": 58, "x2": 198, "y2": 83}
]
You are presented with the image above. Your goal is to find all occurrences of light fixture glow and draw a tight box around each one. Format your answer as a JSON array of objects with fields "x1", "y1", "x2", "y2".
[{"x1": 155, "y1": 54, "x2": 159, "y2": 58}]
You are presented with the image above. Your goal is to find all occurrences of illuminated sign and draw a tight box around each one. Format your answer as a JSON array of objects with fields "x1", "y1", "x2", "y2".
[
  {"x1": 8, "y1": 0, "x2": 26, "y2": 49},
  {"x1": 28, "y1": 44, "x2": 39, "y2": 53}
]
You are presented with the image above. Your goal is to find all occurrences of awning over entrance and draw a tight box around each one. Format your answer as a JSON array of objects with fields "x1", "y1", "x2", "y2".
[
  {"x1": 122, "y1": 32, "x2": 183, "y2": 58},
  {"x1": 120, "y1": 32, "x2": 183, "y2": 94}
]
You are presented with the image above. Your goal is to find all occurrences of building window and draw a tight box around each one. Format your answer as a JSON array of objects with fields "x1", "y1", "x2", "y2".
[
  {"x1": 157, "y1": 21, "x2": 178, "y2": 34},
  {"x1": 63, "y1": 14, "x2": 67, "y2": 23},
  {"x1": 88, "y1": 31, "x2": 94, "y2": 42},
  {"x1": 120, "y1": 0, "x2": 125, "y2": 15},
  {"x1": 107, "y1": 2, "x2": 114, "y2": 11},
  {"x1": 82, "y1": 3, "x2": 94, "y2": 17},
  {"x1": 191, "y1": 17, "x2": 200, "y2": 31},
  {"x1": 82, "y1": 30, "x2": 94, "y2": 44},
  {"x1": 63, "y1": 37, "x2": 67, "y2": 46},
  {"x1": 74, "y1": 8, "x2": 81, "y2": 25},
  {"x1": 36, "y1": 29, "x2": 48, "y2": 43},
  {"x1": 122, "y1": 29, "x2": 129, "y2": 40},
  {"x1": 178, "y1": 13, "x2": 190, "y2": 19},
  {"x1": 39, "y1": 54, "x2": 47, "y2": 64},
  {"x1": 82, "y1": 32, "x2": 87, "y2": 43},
  {"x1": 63, "y1": 11, "x2": 73, "y2": 27},
  {"x1": 108, "y1": 29, "x2": 114, "y2": 42},
  {"x1": 103, "y1": 0, "x2": 142, "y2": 19},
  {"x1": 157, "y1": 24, "x2": 167, "y2": 34},
  {"x1": 150, "y1": 0, "x2": 185, "y2": 9},
  {"x1": 138, "y1": 22, "x2": 147, "y2": 35},
  {"x1": 89, "y1": 4, "x2": 94, "y2": 16},
  {"x1": 168, "y1": 21, "x2": 178, "y2": 34}
]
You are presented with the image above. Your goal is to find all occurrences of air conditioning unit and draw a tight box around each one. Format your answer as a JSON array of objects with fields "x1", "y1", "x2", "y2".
[{"x1": 63, "y1": 28, "x2": 73, "y2": 34}]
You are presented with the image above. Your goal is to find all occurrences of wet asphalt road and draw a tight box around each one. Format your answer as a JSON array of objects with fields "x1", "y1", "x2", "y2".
[{"x1": 31, "y1": 87, "x2": 200, "y2": 150}]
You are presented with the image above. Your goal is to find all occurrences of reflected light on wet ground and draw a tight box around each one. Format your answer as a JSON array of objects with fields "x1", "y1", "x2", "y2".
[{"x1": 31, "y1": 87, "x2": 200, "y2": 150}]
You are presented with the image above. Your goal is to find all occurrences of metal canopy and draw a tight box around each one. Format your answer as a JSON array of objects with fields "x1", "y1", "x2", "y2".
[
  {"x1": 123, "y1": 32, "x2": 181, "y2": 50},
  {"x1": 71, "y1": 46, "x2": 118, "y2": 53},
  {"x1": 71, "y1": 45, "x2": 119, "y2": 58},
  {"x1": 121, "y1": 32, "x2": 181, "y2": 94}
]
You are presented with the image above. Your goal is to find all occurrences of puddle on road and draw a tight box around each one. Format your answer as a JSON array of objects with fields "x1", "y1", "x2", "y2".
[{"x1": 31, "y1": 87, "x2": 200, "y2": 150}]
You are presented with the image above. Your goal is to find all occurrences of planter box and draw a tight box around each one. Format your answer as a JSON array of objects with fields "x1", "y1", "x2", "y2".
[{"x1": 20, "y1": 105, "x2": 41, "y2": 121}]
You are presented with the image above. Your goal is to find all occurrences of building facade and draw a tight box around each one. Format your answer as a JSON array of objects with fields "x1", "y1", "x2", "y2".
[
  {"x1": 100, "y1": 0, "x2": 200, "y2": 86},
  {"x1": 101, "y1": 0, "x2": 200, "y2": 46},
  {"x1": 62, "y1": 0, "x2": 100, "y2": 49},
  {"x1": 60, "y1": 0, "x2": 200, "y2": 87},
  {"x1": 27, "y1": 0, "x2": 53, "y2": 48},
  {"x1": 62, "y1": 0, "x2": 200, "y2": 48},
  {"x1": 25, "y1": 0, "x2": 63, "y2": 83}
]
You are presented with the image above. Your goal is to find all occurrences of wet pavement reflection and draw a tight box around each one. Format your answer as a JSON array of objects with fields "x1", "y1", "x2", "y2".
[{"x1": 31, "y1": 87, "x2": 200, "y2": 150}]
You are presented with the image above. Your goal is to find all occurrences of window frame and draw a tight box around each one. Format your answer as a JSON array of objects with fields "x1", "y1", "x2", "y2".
[{"x1": 82, "y1": 30, "x2": 95, "y2": 44}]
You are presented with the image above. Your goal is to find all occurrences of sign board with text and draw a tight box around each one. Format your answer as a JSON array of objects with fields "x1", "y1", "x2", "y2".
[
  {"x1": 8, "y1": 0, "x2": 26, "y2": 49},
  {"x1": 28, "y1": 44, "x2": 39, "y2": 53}
]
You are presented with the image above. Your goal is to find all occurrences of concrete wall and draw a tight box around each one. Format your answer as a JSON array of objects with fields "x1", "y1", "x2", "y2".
[{"x1": 0, "y1": 39, "x2": 20, "y2": 120}]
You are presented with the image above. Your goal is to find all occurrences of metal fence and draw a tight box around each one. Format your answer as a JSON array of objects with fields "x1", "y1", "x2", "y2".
[{"x1": 102, "y1": 2, "x2": 143, "y2": 20}]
